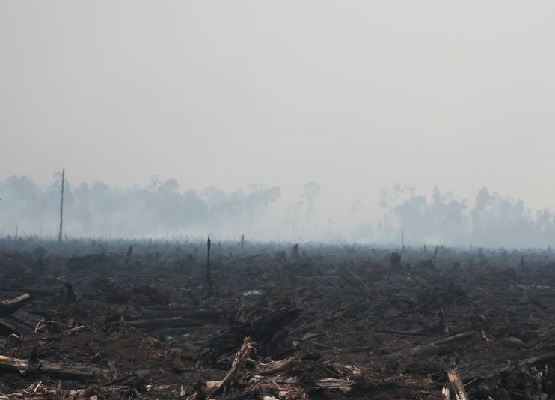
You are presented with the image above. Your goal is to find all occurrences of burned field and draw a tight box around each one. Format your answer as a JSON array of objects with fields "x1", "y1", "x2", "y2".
[{"x1": 0, "y1": 240, "x2": 555, "y2": 399}]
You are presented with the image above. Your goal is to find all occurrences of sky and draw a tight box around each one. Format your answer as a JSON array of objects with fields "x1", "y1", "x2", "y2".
[{"x1": 1, "y1": 1, "x2": 555, "y2": 225}]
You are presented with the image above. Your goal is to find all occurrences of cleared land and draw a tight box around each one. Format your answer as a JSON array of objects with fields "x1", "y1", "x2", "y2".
[{"x1": 0, "y1": 238, "x2": 554, "y2": 399}]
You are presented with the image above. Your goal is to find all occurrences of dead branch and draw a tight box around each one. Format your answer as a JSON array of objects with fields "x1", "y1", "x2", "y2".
[
  {"x1": 254, "y1": 355, "x2": 299, "y2": 376},
  {"x1": 208, "y1": 336, "x2": 252, "y2": 394},
  {"x1": 0, "y1": 294, "x2": 31, "y2": 317}
]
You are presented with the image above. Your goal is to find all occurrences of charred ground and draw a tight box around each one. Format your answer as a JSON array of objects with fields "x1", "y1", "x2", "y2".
[{"x1": 0, "y1": 238, "x2": 554, "y2": 399}]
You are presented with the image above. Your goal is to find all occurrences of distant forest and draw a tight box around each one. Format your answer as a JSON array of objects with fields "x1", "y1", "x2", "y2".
[{"x1": 0, "y1": 175, "x2": 554, "y2": 248}]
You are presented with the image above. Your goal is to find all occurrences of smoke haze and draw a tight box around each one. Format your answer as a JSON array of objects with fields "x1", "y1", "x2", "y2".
[
  {"x1": 1, "y1": 2, "x2": 554, "y2": 243},
  {"x1": 1, "y1": 174, "x2": 554, "y2": 248}
]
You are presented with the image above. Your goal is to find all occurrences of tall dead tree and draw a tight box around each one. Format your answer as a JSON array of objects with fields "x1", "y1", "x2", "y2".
[
  {"x1": 205, "y1": 236, "x2": 213, "y2": 297},
  {"x1": 58, "y1": 169, "x2": 65, "y2": 243},
  {"x1": 292, "y1": 243, "x2": 299, "y2": 260},
  {"x1": 388, "y1": 251, "x2": 402, "y2": 277}
]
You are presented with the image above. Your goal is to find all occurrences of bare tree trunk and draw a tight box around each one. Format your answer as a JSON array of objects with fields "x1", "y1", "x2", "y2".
[
  {"x1": 205, "y1": 236, "x2": 213, "y2": 297},
  {"x1": 58, "y1": 169, "x2": 65, "y2": 243}
]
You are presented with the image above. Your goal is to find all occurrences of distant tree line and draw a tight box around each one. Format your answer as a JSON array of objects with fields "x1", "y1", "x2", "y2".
[
  {"x1": 0, "y1": 175, "x2": 554, "y2": 247},
  {"x1": 0, "y1": 174, "x2": 280, "y2": 239},
  {"x1": 375, "y1": 184, "x2": 555, "y2": 248}
]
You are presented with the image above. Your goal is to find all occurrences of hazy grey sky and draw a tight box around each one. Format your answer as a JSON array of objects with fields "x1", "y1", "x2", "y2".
[{"x1": 2, "y1": 1, "x2": 554, "y2": 220}]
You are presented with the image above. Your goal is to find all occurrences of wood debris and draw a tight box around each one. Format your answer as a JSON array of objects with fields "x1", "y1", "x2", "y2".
[{"x1": 0, "y1": 240, "x2": 555, "y2": 399}]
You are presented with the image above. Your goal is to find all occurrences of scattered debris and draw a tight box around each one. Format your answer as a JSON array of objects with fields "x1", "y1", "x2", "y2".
[{"x1": 0, "y1": 240, "x2": 555, "y2": 399}]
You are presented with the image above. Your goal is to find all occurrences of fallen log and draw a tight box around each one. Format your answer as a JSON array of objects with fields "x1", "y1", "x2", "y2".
[
  {"x1": 0, "y1": 317, "x2": 34, "y2": 335},
  {"x1": 460, "y1": 350, "x2": 555, "y2": 382},
  {"x1": 0, "y1": 355, "x2": 109, "y2": 379},
  {"x1": 389, "y1": 331, "x2": 476, "y2": 358},
  {"x1": 122, "y1": 316, "x2": 217, "y2": 329},
  {"x1": 316, "y1": 378, "x2": 355, "y2": 393},
  {"x1": 141, "y1": 307, "x2": 224, "y2": 321},
  {"x1": 0, "y1": 294, "x2": 31, "y2": 317},
  {"x1": 377, "y1": 329, "x2": 437, "y2": 337},
  {"x1": 0, "y1": 309, "x2": 51, "y2": 335}
]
